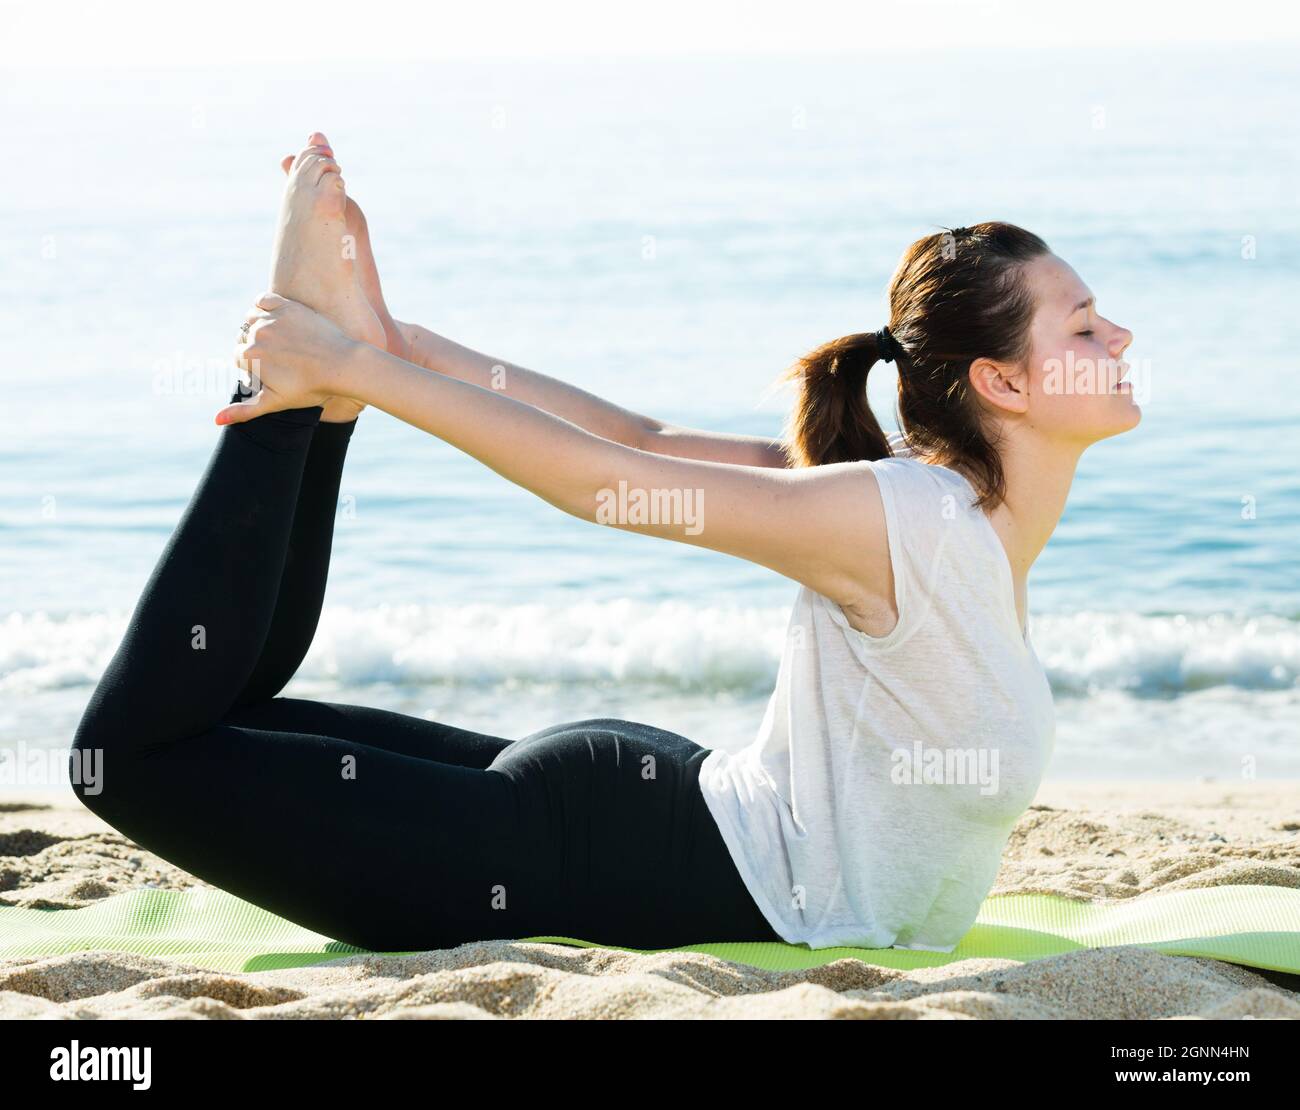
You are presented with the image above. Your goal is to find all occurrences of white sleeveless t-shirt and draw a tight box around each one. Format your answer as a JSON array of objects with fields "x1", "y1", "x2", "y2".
[{"x1": 697, "y1": 432, "x2": 1057, "y2": 951}]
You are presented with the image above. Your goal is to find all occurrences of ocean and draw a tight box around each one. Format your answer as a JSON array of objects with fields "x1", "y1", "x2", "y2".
[{"x1": 2, "y1": 46, "x2": 1297, "y2": 780}]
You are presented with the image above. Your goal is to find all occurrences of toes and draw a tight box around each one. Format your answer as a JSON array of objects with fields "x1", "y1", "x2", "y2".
[
  {"x1": 300, "y1": 154, "x2": 343, "y2": 187},
  {"x1": 299, "y1": 152, "x2": 337, "y2": 170},
  {"x1": 298, "y1": 133, "x2": 334, "y2": 163},
  {"x1": 291, "y1": 151, "x2": 343, "y2": 189},
  {"x1": 316, "y1": 164, "x2": 344, "y2": 189},
  {"x1": 290, "y1": 143, "x2": 334, "y2": 173},
  {"x1": 281, "y1": 136, "x2": 347, "y2": 216}
]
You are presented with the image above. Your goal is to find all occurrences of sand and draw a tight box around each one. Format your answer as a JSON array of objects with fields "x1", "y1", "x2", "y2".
[{"x1": 2, "y1": 780, "x2": 1298, "y2": 1020}]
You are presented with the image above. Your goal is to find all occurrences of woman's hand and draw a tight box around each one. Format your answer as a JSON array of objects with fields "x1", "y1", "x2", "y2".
[{"x1": 216, "y1": 293, "x2": 359, "y2": 425}]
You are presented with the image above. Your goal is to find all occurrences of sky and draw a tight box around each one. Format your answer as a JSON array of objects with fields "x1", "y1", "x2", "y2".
[{"x1": 2, "y1": 0, "x2": 1298, "y2": 68}]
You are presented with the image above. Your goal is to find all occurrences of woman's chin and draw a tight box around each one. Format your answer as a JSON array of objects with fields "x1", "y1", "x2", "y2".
[
  {"x1": 1102, "y1": 401, "x2": 1143, "y2": 439},
  {"x1": 1074, "y1": 404, "x2": 1142, "y2": 446}
]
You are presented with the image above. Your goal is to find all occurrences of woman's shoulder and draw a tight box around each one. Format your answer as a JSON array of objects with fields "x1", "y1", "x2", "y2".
[
  {"x1": 851, "y1": 433, "x2": 988, "y2": 596},
  {"x1": 870, "y1": 431, "x2": 977, "y2": 510}
]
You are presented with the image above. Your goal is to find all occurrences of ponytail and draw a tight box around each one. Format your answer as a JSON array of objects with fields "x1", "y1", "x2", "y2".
[
  {"x1": 776, "y1": 222, "x2": 1050, "y2": 506},
  {"x1": 780, "y1": 332, "x2": 894, "y2": 468}
]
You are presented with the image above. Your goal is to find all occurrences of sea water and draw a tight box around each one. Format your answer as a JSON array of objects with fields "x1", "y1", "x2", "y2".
[{"x1": 1, "y1": 48, "x2": 1297, "y2": 779}]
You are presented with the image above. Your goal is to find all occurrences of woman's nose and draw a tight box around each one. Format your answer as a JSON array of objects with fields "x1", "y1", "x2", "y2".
[{"x1": 1111, "y1": 325, "x2": 1133, "y2": 358}]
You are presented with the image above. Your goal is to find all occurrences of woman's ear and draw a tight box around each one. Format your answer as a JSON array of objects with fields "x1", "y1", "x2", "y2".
[{"x1": 967, "y1": 357, "x2": 1030, "y2": 415}]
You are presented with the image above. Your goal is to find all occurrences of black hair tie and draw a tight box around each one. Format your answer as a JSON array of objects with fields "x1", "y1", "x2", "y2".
[{"x1": 875, "y1": 326, "x2": 903, "y2": 364}]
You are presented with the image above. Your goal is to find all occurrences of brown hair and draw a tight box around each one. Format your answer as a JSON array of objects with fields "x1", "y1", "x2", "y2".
[{"x1": 780, "y1": 221, "x2": 1051, "y2": 509}]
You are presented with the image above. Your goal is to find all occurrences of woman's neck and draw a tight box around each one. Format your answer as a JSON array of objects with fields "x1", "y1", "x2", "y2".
[{"x1": 985, "y1": 434, "x2": 1081, "y2": 580}]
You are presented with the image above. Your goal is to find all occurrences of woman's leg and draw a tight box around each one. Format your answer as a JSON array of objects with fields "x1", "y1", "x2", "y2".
[
  {"x1": 227, "y1": 401, "x2": 356, "y2": 711},
  {"x1": 208, "y1": 137, "x2": 510, "y2": 769},
  {"x1": 227, "y1": 698, "x2": 514, "y2": 769},
  {"x1": 69, "y1": 406, "x2": 522, "y2": 946},
  {"x1": 71, "y1": 406, "x2": 775, "y2": 949},
  {"x1": 215, "y1": 388, "x2": 513, "y2": 768},
  {"x1": 74, "y1": 405, "x2": 325, "y2": 759}
]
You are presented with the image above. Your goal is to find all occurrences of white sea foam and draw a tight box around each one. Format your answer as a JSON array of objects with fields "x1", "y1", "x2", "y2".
[{"x1": 3, "y1": 605, "x2": 1297, "y2": 697}]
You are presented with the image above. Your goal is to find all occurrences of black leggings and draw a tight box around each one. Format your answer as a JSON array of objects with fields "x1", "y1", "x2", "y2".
[{"x1": 70, "y1": 399, "x2": 780, "y2": 952}]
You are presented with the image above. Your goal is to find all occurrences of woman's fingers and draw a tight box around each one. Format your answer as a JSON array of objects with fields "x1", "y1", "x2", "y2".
[
  {"x1": 214, "y1": 387, "x2": 288, "y2": 427},
  {"x1": 230, "y1": 299, "x2": 281, "y2": 413},
  {"x1": 255, "y1": 291, "x2": 290, "y2": 312},
  {"x1": 214, "y1": 396, "x2": 253, "y2": 426},
  {"x1": 239, "y1": 293, "x2": 287, "y2": 333},
  {"x1": 221, "y1": 292, "x2": 335, "y2": 422},
  {"x1": 235, "y1": 310, "x2": 269, "y2": 367},
  {"x1": 241, "y1": 306, "x2": 271, "y2": 333}
]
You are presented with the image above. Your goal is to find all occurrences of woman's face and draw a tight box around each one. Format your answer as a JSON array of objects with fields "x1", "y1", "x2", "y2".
[{"x1": 1017, "y1": 252, "x2": 1139, "y2": 444}]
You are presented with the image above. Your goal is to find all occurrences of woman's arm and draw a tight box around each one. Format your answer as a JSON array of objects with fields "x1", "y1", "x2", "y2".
[
  {"x1": 223, "y1": 296, "x2": 893, "y2": 615},
  {"x1": 395, "y1": 320, "x2": 791, "y2": 469},
  {"x1": 330, "y1": 183, "x2": 784, "y2": 465}
]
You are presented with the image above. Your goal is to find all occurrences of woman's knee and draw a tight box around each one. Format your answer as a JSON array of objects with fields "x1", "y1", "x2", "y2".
[
  {"x1": 68, "y1": 704, "x2": 157, "y2": 817},
  {"x1": 66, "y1": 739, "x2": 105, "y2": 810},
  {"x1": 68, "y1": 700, "x2": 112, "y2": 807}
]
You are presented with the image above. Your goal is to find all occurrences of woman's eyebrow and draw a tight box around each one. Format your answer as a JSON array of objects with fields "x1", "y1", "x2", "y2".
[{"x1": 1067, "y1": 296, "x2": 1095, "y2": 318}]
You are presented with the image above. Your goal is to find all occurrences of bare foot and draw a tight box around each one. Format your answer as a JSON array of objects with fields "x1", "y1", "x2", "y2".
[
  {"x1": 278, "y1": 150, "x2": 407, "y2": 360},
  {"x1": 270, "y1": 132, "x2": 384, "y2": 421}
]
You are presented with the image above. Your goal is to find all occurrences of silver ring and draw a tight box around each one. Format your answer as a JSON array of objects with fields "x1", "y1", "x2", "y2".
[{"x1": 239, "y1": 320, "x2": 251, "y2": 342}]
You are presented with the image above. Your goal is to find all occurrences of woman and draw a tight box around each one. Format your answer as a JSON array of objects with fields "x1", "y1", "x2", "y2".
[{"x1": 71, "y1": 134, "x2": 1138, "y2": 953}]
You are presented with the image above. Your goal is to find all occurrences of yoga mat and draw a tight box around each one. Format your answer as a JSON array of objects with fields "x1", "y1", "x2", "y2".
[{"x1": 0, "y1": 884, "x2": 1296, "y2": 976}]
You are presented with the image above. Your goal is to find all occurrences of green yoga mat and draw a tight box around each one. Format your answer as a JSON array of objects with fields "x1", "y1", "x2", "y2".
[{"x1": 0, "y1": 884, "x2": 1296, "y2": 975}]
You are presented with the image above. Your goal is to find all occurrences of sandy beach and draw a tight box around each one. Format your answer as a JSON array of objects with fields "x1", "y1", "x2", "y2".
[{"x1": 1, "y1": 779, "x2": 1297, "y2": 1020}]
